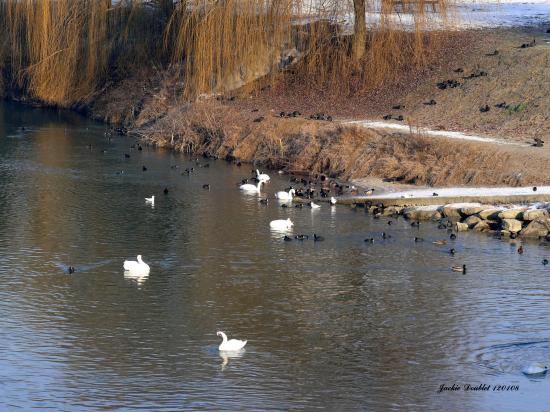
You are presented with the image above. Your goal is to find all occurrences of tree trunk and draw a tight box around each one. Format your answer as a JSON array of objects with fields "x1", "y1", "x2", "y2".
[{"x1": 352, "y1": 0, "x2": 366, "y2": 61}]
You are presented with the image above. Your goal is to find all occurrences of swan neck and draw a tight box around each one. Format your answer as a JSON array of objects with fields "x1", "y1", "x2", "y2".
[{"x1": 220, "y1": 332, "x2": 228, "y2": 343}]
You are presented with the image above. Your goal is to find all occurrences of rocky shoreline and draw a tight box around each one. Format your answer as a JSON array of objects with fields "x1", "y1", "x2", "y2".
[{"x1": 357, "y1": 201, "x2": 550, "y2": 241}]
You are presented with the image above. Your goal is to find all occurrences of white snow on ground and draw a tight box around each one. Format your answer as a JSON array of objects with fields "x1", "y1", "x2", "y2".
[
  {"x1": 369, "y1": 186, "x2": 550, "y2": 199},
  {"x1": 347, "y1": 120, "x2": 528, "y2": 146}
]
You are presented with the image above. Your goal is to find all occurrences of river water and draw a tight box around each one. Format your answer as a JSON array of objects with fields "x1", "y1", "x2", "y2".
[{"x1": 0, "y1": 100, "x2": 549, "y2": 411}]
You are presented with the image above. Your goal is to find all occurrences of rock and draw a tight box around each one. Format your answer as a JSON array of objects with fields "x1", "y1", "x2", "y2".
[
  {"x1": 522, "y1": 209, "x2": 549, "y2": 221},
  {"x1": 442, "y1": 205, "x2": 464, "y2": 219},
  {"x1": 498, "y1": 208, "x2": 526, "y2": 220},
  {"x1": 473, "y1": 221, "x2": 491, "y2": 232},
  {"x1": 464, "y1": 215, "x2": 482, "y2": 228},
  {"x1": 479, "y1": 209, "x2": 502, "y2": 220},
  {"x1": 460, "y1": 206, "x2": 485, "y2": 216},
  {"x1": 455, "y1": 222, "x2": 469, "y2": 232},
  {"x1": 520, "y1": 218, "x2": 550, "y2": 238},
  {"x1": 403, "y1": 206, "x2": 442, "y2": 221},
  {"x1": 382, "y1": 206, "x2": 403, "y2": 216},
  {"x1": 500, "y1": 230, "x2": 511, "y2": 237},
  {"x1": 502, "y1": 218, "x2": 523, "y2": 233}
]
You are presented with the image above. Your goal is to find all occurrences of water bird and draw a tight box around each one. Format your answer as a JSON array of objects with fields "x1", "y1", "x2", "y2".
[
  {"x1": 449, "y1": 248, "x2": 456, "y2": 255},
  {"x1": 452, "y1": 264, "x2": 466, "y2": 274},
  {"x1": 124, "y1": 153, "x2": 130, "y2": 158},
  {"x1": 240, "y1": 181, "x2": 263, "y2": 193},
  {"x1": 295, "y1": 234, "x2": 309, "y2": 240},
  {"x1": 533, "y1": 186, "x2": 537, "y2": 192},
  {"x1": 202, "y1": 184, "x2": 211, "y2": 190},
  {"x1": 542, "y1": 259, "x2": 548, "y2": 265},
  {"x1": 294, "y1": 204, "x2": 303, "y2": 209},
  {"x1": 382, "y1": 232, "x2": 391, "y2": 239},
  {"x1": 142, "y1": 166, "x2": 148, "y2": 171},
  {"x1": 433, "y1": 240, "x2": 448, "y2": 245},
  {"x1": 137, "y1": 145, "x2": 143, "y2": 151},
  {"x1": 123, "y1": 255, "x2": 150, "y2": 275},
  {"x1": 330, "y1": 197, "x2": 337, "y2": 205},
  {"x1": 283, "y1": 235, "x2": 293, "y2": 241},
  {"x1": 433, "y1": 192, "x2": 439, "y2": 197},
  {"x1": 259, "y1": 198, "x2": 269, "y2": 205},
  {"x1": 163, "y1": 187, "x2": 169, "y2": 195},
  {"x1": 256, "y1": 169, "x2": 270, "y2": 182},
  {"x1": 411, "y1": 221, "x2": 420, "y2": 227},
  {"x1": 275, "y1": 188, "x2": 296, "y2": 200},
  {"x1": 270, "y1": 218, "x2": 293, "y2": 230},
  {"x1": 217, "y1": 331, "x2": 247, "y2": 352},
  {"x1": 518, "y1": 245, "x2": 524, "y2": 254},
  {"x1": 364, "y1": 238, "x2": 374, "y2": 243},
  {"x1": 67, "y1": 266, "x2": 76, "y2": 274},
  {"x1": 387, "y1": 221, "x2": 392, "y2": 225},
  {"x1": 414, "y1": 237, "x2": 424, "y2": 242},
  {"x1": 145, "y1": 195, "x2": 155, "y2": 205},
  {"x1": 522, "y1": 363, "x2": 548, "y2": 376},
  {"x1": 450, "y1": 233, "x2": 457, "y2": 240},
  {"x1": 313, "y1": 234, "x2": 325, "y2": 241},
  {"x1": 310, "y1": 201, "x2": 321, "y2": 209}
]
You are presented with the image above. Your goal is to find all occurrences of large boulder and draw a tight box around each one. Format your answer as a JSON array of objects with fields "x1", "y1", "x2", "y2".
[
  {"x1": 473, "y1": 221, "x2": 491, "y2": 232},
  {"x1": 498, "y1": 208, "x2": 526, "y2": 220},
  {"x1": 502, "y1": 218, "x2": 523, "y2": 233},
  {"x1": 442, "y1": 205, "x2": 463, "y2": 219},
  {"x1": 382, "y1": 206, "x2": 403, "y2": 217},
  {"x1": 479, "y1": 209, "x2": 502, "y2": 220},
  {"x1": 522, "y1": 209, "x2": 549, "y2": 221},
  {"x1": 519, "y1": 218, "x2": 550, "y2": 238},
  {"x1": 464, "y1": 215, "x2": 482, "y2": 228},
  {"x1": 460, "y1": 205, "x2": 486, "y2": 216},
  {"x1": 403, "y1": 206, "x2": 442, "y2": 221},
  {"x1": 455, "y1": 222, "x2": 469, "y2": 232}
]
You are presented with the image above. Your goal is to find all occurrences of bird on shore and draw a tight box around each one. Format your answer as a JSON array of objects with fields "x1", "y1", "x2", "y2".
[
  {"x1": 452, "y1": 264, "x2": 467, "y2": 274},
  {"x1": 217, "y1": 331, "x2": 247, "y2": 352},
  {"x1": 123, "y1": 255, "x2": 150, "y2": 275},
  {"x1": 533, "y1": 186, "x2": 537, "y2": 192},
  {"x1": 145, "y1": 195, "x2": 155, "y2": 205}
]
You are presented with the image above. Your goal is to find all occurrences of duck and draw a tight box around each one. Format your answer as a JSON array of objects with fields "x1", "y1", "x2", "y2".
[
  {"x1": 259, "y1": 198, "x2": 269, "y2": 205},
  {"x1": 145, "y1": 195, "x2": 155, "y2": 205},
  {"x1": 295, "y1": 234, "x2": 309, "y2": 240},
  {"x1": 142, "y1": 165, "x2": 148, "y2": 171},
  {"x1": 518, "y1": 245, "x2": 524, "y2": 254},
  {"x1": 310, "y1": 201, "x2": 321, "y2": 209},
  {"x1": 240, "y1": 181, "x2": 263, "y2": 193},
  {"x1": 163, "y1": 187, "x2": 169, "y2": 195},
  {"x1": 522, "y1": 363, "x2": 548, "y2": 376},
  {"x1": 414, "y1": 237, "x2": 424, "y2": 242},
  {"x1": 364, "y1": 238, "x2": 374, "y2": 243},
  {"x1": 452, "y1": 264, "x2": 467, "y2": 274},
  {"x1": 202, "y1": 184, "x2": 211, "y2": 190},
  {"x1": 270, "y1": 218, "x2": 293, "y2": 230},
  {"x1": 433, "y1": 239, "x2": 448, "y2": 245},
  {"x1": 449, "y1": 248, "x2": 456, "y2": 255},
  {"x1": 67, "y1": 266, "x2": 76, "y2": 274},
  {"x1": 123, "y1": 255, "x2": 150, "y2": 275},
  {"x1": 411, "y1": 221, "x2": 420, "y2": 227},
  {"x1": 313, "y1": 234, "x2": 325, "y2": 242},
  {"x1": 275, "y1": 188, "x2": 296, "y2": 200},
  {"x1": 283, "y1": 235, "x2": 293, "y2": 241},
  {"x1": 217, "y1": 331, "x2": 247, "y2": 352},
  {"x1": 543, "y1": 259, "x2": 549, "y2": 265},
  {"x1": 450, "y1": 233, "x2": 457, "y2": 240},
  {"x1": 256, "y1": 169, "x2": 271, "y2": 183}
]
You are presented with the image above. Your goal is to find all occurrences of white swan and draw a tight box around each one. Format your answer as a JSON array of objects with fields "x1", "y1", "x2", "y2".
[
  {"x1": 240, "y1": 181, "x2": 263, "y2": 193},
  {"x1": 275, "y1": 188, "x2": 295, "y2": 200},
  {"x1": 522, "y1": 363, "x2": 548, "y2": 376},
  {"x1": 270, "y1": 218, "x2": 293, "y2": 230},
  {"x1": 256, "y1": 169, "x2": 271, "y2": 183},
  {"x1": 330, "y1": 196, "x2": 337, "y2": 205},
  {"x1": 145, "y1": 195, "x2": 155, "y2": 205},
  {"x1": 123, "y1": 255, "x2": 150, "y2": 275},
  {"x1": 310, "y1": 201, "x2": 321, "y2": 209},
  {"x1": 217, "y1": 331, "x2": 247, "y2": 351}
]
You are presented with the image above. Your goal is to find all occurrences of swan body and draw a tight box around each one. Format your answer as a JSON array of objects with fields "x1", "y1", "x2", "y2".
[
  {"x1": 240, "y1": 181, "x2": 263, "y2": 193},
  {"x1": 123, "y1": 255, "x2": 150, "y2": 275},
  {"x1": 330, "y1": 196, "x2": 337, "y2": 205},
  {"x1": 217, "y1": 331, "x2": 247, "y2": 351},
  {"x1": 275, "y1": 188, "x2": 295, "y2": 200},
  {"x1": 145, "y1": 195, "x2": 155, "y2": 205},
  {"x1": 522, "y1": 363, "x2": 548, "y2": 376},
  {"x1": 310, "y1": 201, "x2": 321, "y2": 209},
  {"x1": 256, "y1": 169, "x2": 270, "y2": 183},
  {"x1": 270, "y1": 218, "x2": 293, "y2": 230}
]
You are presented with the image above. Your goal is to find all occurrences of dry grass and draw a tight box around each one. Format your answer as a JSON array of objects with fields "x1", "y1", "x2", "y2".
[
  {"x1": 140, "y1": 101, "x2": 550, "y2": 187},
  {"x1": 0, "y1": 0, "x2": 454, "y2": 105}
]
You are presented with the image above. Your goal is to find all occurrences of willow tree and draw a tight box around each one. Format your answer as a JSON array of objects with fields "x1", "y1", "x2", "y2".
[{"x1": 353, "y1": 0, "x2": 366, "y2": 61}]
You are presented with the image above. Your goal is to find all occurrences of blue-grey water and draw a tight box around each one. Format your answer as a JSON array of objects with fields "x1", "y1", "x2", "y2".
[{"x1": 0, "y1": 100, "x2": 549, "y2": 411}]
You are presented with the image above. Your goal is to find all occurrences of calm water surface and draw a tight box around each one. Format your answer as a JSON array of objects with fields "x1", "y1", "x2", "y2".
[{"x1": 1, "y1": 101, "x2": 550, "y2": 411}]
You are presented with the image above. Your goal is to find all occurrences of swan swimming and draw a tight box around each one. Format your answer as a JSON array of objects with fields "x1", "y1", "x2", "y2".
[
  {"x1": 240, "y1": 181, "x2": 263, "y2": 193},
  {"x1": 217, "y1": 331, "x2": 247, "y2": 351},
  {"x1": 270, "y1": 218, "x2": 293, "y2": 230},
  {"x1": 275, "y1": 188, "x2": 295, "y2": 200},
  {"x1": 145, "y1": 195, "x2": 155, "y2": 205},
  {"x1": 123, "y1": 255, "x2": 150, "y2": 275},
  {"x1": 522, "y1": 363, "x2": 548, "y2": 376},
  {"x1": 256, "y1": 169, "x2": 270, "y2": 183}
]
